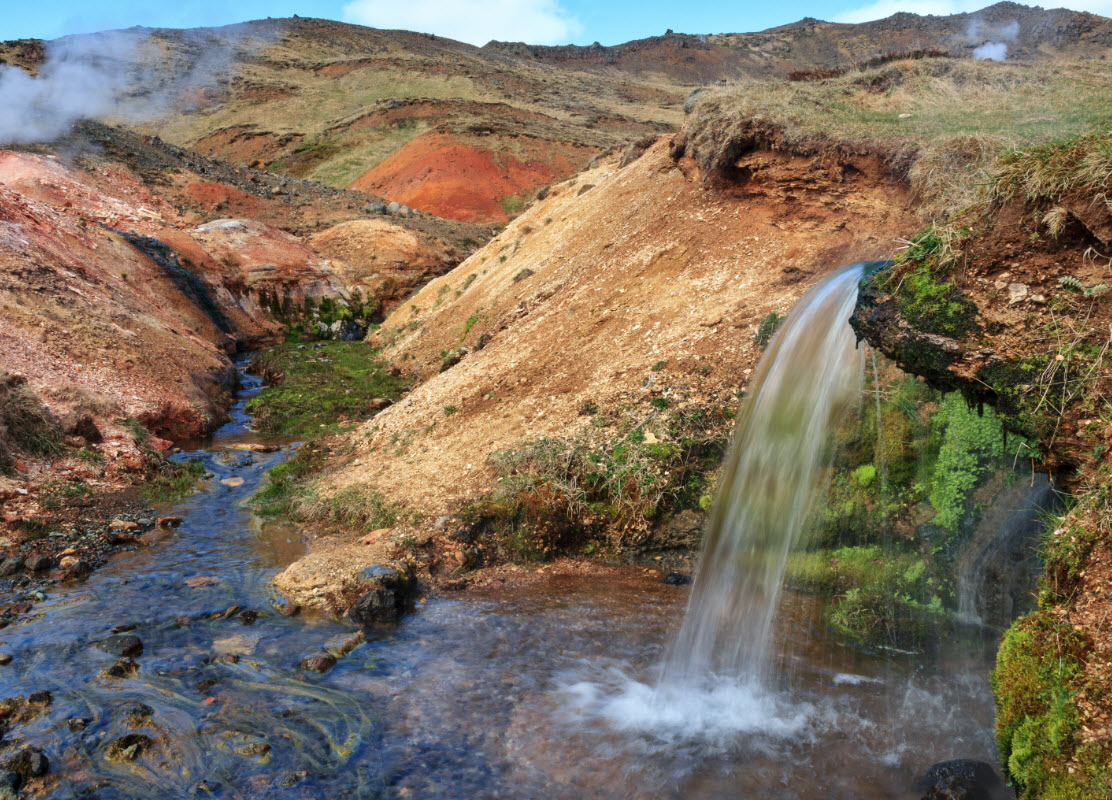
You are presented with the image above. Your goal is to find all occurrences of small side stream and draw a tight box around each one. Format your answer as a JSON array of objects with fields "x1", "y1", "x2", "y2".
[{"x1": 0, "y1": 361, "x2": 1019, "y2": 799}]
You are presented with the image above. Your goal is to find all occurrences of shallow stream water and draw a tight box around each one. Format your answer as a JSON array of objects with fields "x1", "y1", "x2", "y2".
[{"x1": 0, "y1": 362, "x2": 1012, "y2": 799}]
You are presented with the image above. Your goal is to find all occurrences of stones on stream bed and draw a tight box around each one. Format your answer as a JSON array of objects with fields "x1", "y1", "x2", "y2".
[
  {"x1": 98, "y1": 657, "x2": 139, "y2": 679},
  {"x1": 298, "y1": 653, "x2": 337, "y2": 673},
  {"x1": 662, "y1": 572, "x2": 692, "y2": 585},
  {"x1": 346, "y1": 561, "x2": 416, "y2": 626},
  {"x1": 915, "y1": 759, "x2": 1009, "y2": 800},
  {"x1": 3, "y1": 748, "x2": 49, "y2": 785},
  {"x1": 234, "y1": 741, "x2": 271, "y2": 758},
  {"x1": 105, "y1": 733, "x2": 153, "y2": 762},
  {"x1": 99, "y1": 634, "x2": 143, "y2": 657}
]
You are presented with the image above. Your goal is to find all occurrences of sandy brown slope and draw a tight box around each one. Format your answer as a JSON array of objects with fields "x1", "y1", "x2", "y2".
[{"x1": 273, "y1": 136, "x2": 915, "y2": 605}]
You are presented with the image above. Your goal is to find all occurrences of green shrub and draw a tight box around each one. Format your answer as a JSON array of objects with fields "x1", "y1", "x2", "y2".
[{"x1": 754, "y1": 312, "x2": 784, "y2": 350}]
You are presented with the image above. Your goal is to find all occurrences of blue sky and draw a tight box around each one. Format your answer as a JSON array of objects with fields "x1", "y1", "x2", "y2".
[{"x1": 6, "y1": 0, "x2": 1112, "y2": 46}]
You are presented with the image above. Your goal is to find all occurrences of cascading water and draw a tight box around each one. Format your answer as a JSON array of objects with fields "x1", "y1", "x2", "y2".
[{"x1": 659, "y1": 263, "x2": 873, "y2": 688}]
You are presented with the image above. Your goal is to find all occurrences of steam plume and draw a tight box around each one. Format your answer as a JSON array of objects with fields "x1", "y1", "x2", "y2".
[{"x1": 0, "y1": 24, "x2": 278, "y2": 146}]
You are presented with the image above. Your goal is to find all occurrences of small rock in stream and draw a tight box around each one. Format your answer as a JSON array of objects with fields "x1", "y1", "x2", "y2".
[
  {"x1": 157, "y1": 517, "x2": 183, "y2": 529},
  {"x1": 0, "y1": 771, "x2": 18, "y2": 791},
  {"x1": 27, "y1": 690, "x2": 51, "y2": 708},
  {"x1": 916, "y1": 759, "x2": 1009, "y2": 800},
  {"x1": 100, "y1": 634, "x2": 143, "y2": 657},
  {"x1": 280, "y1": 771, "x2": 308, "y2": 788},
  {"x1": 298, "y1": 653, "x2": 337, "y2": 673},
  {"x1": 122, "y1": 702, "x2": 154, "y2": 727},
  {"x1": 234, "y1": 742, "x2": 271, "y2": 758},
  {"x1": 276, "y1": 601, "x2": 300, "y2": 617},
  {"x1": 98, "y1": 657, "x2": 139, "y2": 679},
  {"x1": 0, "y1": 557, "x2": 24, "y2": 577},
  {"x1": 24, "y1": 555, "x2": 51, "y2": 572},
  {"x1": 0, "y1": 655, "x2": 11, "y2": 667},
  {"x1": 106, "y1": 734, "x2": 152, "y2": 762},
  {"x1": 4, "y1": 748, "x2": 48, "y2": 781},
  {"x1": 67, "y1": 718, "x2": 90, "y2": 731},
  {"x1": 662, "y1": 572, "x2": 692, "y2": 585}
]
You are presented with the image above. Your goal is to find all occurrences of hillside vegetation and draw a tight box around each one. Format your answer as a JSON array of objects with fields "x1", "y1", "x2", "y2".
[{"x1": 685, "y1": 57, "x2": 1112, "y2": 217}]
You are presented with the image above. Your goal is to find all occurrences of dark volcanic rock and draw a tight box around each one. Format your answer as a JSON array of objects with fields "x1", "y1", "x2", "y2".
[
  {"x1": 4, "y1": 748, "x2": 48, "y2": 782},
  {"x1": 915, "y1": 759, "x2": 1009, "y2": 800},
  {"x1": 347, "y1": 586, "x2": 399, "y2": 625},
  {"x1": 100, "y1": 634, "x2": 143, "y2": 657}
]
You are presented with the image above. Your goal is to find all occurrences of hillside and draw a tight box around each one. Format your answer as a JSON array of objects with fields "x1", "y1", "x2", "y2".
[{"x1": 4, "y1": 3, "x2": 1110, "y2": 228}]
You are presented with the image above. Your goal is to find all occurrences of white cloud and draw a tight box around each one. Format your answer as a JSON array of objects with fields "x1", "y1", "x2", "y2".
[
  {"x1": 834, "y1": 0, "x2": 1112, "y2": 25},
  {"x1": 342, "y1": 0, "x2": 583, "y2": 46}
]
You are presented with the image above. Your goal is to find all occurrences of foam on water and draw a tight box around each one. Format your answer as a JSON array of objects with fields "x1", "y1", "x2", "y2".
[{"x1": 561, "y1": 669, "x2": 824, "y2": 755}]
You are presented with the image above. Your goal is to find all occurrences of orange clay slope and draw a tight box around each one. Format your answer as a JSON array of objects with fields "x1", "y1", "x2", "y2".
[{"x1": 348, "y1": 132, "x2": 596, "y2": 224}]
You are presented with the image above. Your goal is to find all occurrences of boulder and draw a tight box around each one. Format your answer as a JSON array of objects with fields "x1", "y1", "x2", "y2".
[{"x1": 0, "y1": 557, "x2": 24, "y2": 577}]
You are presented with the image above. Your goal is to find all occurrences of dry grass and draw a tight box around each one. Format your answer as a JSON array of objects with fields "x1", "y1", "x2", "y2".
[
  {"x1": 687, "y1": 58, "x2": 1112, "y2": 220},
  {"x1": 0, "y1": 372, "x2": 63, "y2": 472}
]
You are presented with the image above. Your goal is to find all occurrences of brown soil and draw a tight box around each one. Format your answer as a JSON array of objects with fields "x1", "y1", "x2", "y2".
[
  {"x1": 349, "y1": 132, "x2": 597, "y2": 223},
  {"x1": 309, "y1": 219, "x2": 457, "y2": 314},
  {"x1": 269, "y1": 135, "x2": 913, "y2": 606}
]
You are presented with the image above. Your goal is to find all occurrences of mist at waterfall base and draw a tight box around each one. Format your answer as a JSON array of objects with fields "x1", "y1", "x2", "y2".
[{"x1": 555, "y1": 263, "x2": 1009, "y2": 795}]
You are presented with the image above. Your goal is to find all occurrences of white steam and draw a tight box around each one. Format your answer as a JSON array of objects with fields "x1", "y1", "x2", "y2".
[
  {"x1": 0, "y1": 25, "x2": 277, "y2": 146},
  {"x1": 968, "y1": 18, "x2": 1019, "y2": 61}
]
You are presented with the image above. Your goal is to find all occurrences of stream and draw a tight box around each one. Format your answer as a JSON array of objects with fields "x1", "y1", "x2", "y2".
[{"x1": 0, "y1": 361, "x2": 1014, "y2": 799}]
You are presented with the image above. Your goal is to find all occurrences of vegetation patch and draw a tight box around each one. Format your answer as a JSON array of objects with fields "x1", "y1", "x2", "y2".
[
  {"x1": 992, "y1": 612, "x2": 1108, "y2": 799},
  {"x1": 245, "y1": 342, "x2": 409, "y2": 436},
  {"x1": 142, "y1": 459, "x2": 208, "y2": 503},
  {"x1": 0, "y1": 371, "x2": 64, "y2": 473},
  {"x1": 788, "y1": 367, "x2": 1029, "y2": 649},
  {"x1": 462, "y1": 402, "x2": 736, "y2": 563}
]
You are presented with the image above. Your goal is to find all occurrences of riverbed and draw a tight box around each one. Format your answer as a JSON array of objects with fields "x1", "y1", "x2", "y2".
[{"x1": 0, "y1": 364, "x2": 1009, "y2": 799}]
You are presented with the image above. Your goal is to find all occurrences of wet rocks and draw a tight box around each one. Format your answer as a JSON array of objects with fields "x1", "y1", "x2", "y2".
[
  {"x1": 100, "y1": 633, "x2": 143, "y2": 657},
  {"x1": 916, "y1": 759, "x2": 1009, "y2": 800},
  {"x1": 0, "y1": 655, "x2": 11, "y2": 667},
  {"x1": 58, "y1": 556, "x2": 90, "y2": 579},
  {"x1": 0, "y1": 558, "x2": 24, "y2": 578},
  {"x1": 121, "y1": 702, "x2": 154, "y2": 727},
  {"x1": 298, "y1": 653, "x2": 337, "y2": 673},
  {"x1": 67, "y1": 717, "x2": 89, "y2": 731},
  {"x1": 106, "y1": 733, "x2": 152, "y2": 762},
  {"x1": 4, "y1": 748, "x2": 49, "y2": 783},
  {"x1": 157, "y1": 516, "x2": 183, "y2": 528},
  {"x1": 98, "y1": 657, "x2": 139, "y2": 679},
  {"x1": 347, "y1": 587, "x2": 399, "y2": 625},
  {"x1": 662, "y1": 572, "x2": 693, "y2": 585},
  {"x1": 234, "y1": 741, "x2": 271, "y2": 758},
  {"x1": 347, "y1": 561, "x2": 416, "y2": 626},
  {"x1": 26, "y1": 690, "x2": 51, "y2": 709},
  {"x1": 276, "y1": 600, "x2": 301, "y2": 617},
  {"x1": 323, "y1": 630, "x2": 366, "y2": 658},
  {"x1": 25, "y1": 554, "x2": 51, "y2": 572}
]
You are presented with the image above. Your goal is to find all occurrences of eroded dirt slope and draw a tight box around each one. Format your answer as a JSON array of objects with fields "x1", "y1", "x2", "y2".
[{"x1": 273, "y1": 136, "x2": 915, "y2": 604}]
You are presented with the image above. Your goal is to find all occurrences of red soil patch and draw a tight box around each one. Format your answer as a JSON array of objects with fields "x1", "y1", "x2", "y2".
[{"x1": 348, "y1": 132, "x2": 596, "y2": 223}]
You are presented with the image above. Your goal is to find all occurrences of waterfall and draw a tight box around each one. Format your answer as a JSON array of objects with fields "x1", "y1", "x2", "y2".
[
  {"x1": 660, "y1": 263, "x2": 874, "y2": 687},
  {"x1": 955, "y1": 473, "x2": 1058, "y2": 628}
]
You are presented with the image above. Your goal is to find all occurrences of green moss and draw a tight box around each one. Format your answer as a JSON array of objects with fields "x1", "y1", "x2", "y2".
[
  {"x1": 143, "y1": 459, "x2": 207, "y2": 503},
  {"x1": 992, "y1": 612, "x2": 1100, "y2": 799},
  {"x1": 245, "y1": 342, "x2": 409, "y2": 436},
  {"x1": 895, "y1": 268, "x2": 980, "y2": 339}
]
